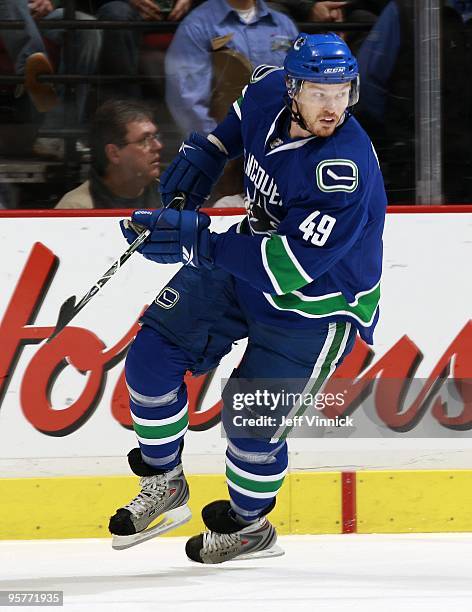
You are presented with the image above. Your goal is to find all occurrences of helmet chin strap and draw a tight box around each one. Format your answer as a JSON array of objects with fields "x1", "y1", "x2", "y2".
[{"x1": 283, "y1": 94, "x2": 309, "y2": 133}]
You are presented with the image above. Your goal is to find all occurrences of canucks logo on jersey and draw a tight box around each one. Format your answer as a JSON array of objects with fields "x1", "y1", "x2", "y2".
[{"x1": 316, "y1": 159, "x2": 359, "y2": 193}]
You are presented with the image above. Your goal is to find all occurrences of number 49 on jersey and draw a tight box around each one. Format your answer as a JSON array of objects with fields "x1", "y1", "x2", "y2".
[{"x1": 299, "y1": 211, "x2": 336, "y2": 246}]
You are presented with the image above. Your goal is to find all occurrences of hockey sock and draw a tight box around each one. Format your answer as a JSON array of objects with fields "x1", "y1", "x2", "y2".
[
  {"x1": 225, "y1": 438, "x2": 288, "y2": 522},
  {"x1": 128, "y1": 386, "x2": 188, "y2": 471},
  {"x1": 125, "y1": 325, "x2": 192, "y2": 471}
]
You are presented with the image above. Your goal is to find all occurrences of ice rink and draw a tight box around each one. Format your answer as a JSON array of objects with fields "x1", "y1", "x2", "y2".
[{"x1": 1, "y1": 534, "x2": 472, "y2": 611}]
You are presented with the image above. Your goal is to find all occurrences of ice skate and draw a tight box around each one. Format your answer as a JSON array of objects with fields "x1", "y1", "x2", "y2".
[
  {"x1": 109, "y1": 448, "x2": 191, "y2": 550},
  {"x1": 185, "y1": 500, "x2": 284, "y2": 564}
]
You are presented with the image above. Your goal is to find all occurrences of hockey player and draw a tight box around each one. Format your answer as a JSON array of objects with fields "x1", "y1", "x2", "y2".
[{"x1": 110, "y1": 33, "x2": 387, "y2": 563}]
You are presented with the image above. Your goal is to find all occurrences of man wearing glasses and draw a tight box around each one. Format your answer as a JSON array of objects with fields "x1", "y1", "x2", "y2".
[{"x1": 56, "y1": 99, "x2": 163, "y2": 209}]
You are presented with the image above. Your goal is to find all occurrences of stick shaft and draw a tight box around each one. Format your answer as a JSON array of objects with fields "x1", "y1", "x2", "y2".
[
  {"x1": 73, "y1": 228, "x2": 150, "y2": 316},
  {"x1": 50, "y1": 193, "x2": 186, "y2": 339}
]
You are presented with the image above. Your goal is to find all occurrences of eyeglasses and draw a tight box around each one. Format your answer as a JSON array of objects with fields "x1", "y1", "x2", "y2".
[{"x1": 124, "y1": 133, "x2": 162, "y2": 149}]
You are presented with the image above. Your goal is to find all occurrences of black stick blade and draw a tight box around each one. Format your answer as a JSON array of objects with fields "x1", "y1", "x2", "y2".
[{"x1": 48, "y1": 295, "x2": 77, "y2": 342}]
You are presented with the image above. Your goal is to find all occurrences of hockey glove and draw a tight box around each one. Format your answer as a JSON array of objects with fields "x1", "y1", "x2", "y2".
[
  {"x1": 120, "y1": 208, "x2": 216, "y2": 269},
  {"x1": 159, "y1": 132, "x2": 227, "y2": 211}
]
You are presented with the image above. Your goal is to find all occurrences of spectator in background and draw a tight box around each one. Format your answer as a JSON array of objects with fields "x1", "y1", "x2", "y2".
[
  {"x1": 165, "y1": 0, "x2": 298, "y2": 136},
  {"x1": 96, "y1": 0, "x2": 194, "y2": 102},
  {"x1": 265, "y1": 2, "x2": 388, "y2": 53},
  {"x1": 0, "y1": 0, "x2": 58, "y2": 111},
  {"x1": 266, "y1": 1, "x2": 346, "y2": 22},
  {"x1": 343, "y1": 1, "x2": 389, "y2": 53},
  {"x1": 0, "y1": 0, "x2": 101, "y2": 156},
  {"x1": 56, "y1": 99, "x2": 163, "y2": 209},
  {"x1": 356, "y1": 0, "x2": 472, "y2": 203}
]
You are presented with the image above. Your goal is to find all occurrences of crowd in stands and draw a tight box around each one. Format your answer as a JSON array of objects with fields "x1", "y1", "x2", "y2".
[{"x1": 0, "y1": 0, "x2": 470, "y2": 208}]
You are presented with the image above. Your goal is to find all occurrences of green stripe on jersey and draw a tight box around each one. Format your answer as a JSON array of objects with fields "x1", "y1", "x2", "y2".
[
  {"x1": 233, "y1": 87, "x2": 247, "y2": 121},
  {"x1": 265, "y1": 235, "x2": 310, "y2": 294},
  {"x1": 268, "y1": 282, "x2": 380, "y2": 325}
]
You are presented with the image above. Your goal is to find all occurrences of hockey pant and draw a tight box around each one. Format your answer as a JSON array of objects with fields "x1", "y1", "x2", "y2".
[{"x1": 125, "y1": 266, "x2": 356, "y2": 522}]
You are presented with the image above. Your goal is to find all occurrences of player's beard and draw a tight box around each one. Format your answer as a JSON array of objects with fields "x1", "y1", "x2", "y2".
[
  {"x1": 304, "y1": 112, "x2": 340, "y2": 138},
  {"x1": 294, "y1": 98, "x2": 342, "y2": 137}
]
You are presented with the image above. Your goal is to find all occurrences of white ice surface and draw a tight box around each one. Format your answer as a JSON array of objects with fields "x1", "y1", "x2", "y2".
[{"x1": 1, "y1": 534, "x2": 472, "y2": 611}]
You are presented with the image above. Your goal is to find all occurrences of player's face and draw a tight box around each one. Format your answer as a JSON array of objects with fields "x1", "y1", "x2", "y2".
[
  {"x1": 119, "y1": 120, "x2": 163, "y2": 182},
  {"x1": 295, "y1": 82, "x2": 351, "y2": 137}
]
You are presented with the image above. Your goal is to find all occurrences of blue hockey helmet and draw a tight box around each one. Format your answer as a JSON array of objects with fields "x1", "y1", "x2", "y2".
[{"x1": 284, "y1": 33, "x2": 359, "y2": 106}]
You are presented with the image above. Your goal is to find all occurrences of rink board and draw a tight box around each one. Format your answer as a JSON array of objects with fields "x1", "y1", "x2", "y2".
[
  {"x1": 3, "y1": 470, "x2": 472, "y2": 538},
  {"x1": 0, "y1": 206, "x2": 472, "y2": 538}
]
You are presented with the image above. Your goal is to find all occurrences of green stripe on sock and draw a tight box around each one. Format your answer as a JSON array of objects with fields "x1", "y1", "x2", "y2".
[
  {"x1": 226, "y1": 467, "x2": 285, "y2": 494},
  {"x1": 132, "y1": 413, "x2": 188, "y2": 440}
]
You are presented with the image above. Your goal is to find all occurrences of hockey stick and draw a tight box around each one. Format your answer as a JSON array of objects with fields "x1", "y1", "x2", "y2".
[{"x1": 49, "y1": 192, "x2": 186, "y2": 341}]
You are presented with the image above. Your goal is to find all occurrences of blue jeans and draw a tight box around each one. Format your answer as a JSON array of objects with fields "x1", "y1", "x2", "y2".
[
  {"x1": 0, "y1": 0, "x2": 102, "y2": 122},
  {"x1": 96, "y1": 1, "x2": 142, "y2": 100},
  {"x1": 0, "y1": 0, "x2": 45, "y2": 73}
]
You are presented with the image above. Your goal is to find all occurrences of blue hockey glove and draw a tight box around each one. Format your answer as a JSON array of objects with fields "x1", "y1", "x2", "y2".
[
  {"x1": 120, "y1": 209, "x2": 157, "y2": 245},
  {"x1": 120, "y1": 208, "x2": 216, "y2": 269},
  {"x1": 159, "y1": 132, "x2": 227, "y2": 211}
]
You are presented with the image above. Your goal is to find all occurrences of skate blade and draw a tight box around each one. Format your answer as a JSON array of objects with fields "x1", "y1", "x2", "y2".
[
  {"x1": 112, "y1": 504, "x2": 192, "y2": 550},
  {"x1": 231, "y1": 544, "x2": 285, "y2": 561}
]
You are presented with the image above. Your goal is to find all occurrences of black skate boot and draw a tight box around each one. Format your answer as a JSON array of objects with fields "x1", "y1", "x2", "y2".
[
  {"x1": 109, "y1": 448, "x2": 191, "y2": 550},
  {"x1": 185, "y1": 500, "x2": 283, "y2": 564}
]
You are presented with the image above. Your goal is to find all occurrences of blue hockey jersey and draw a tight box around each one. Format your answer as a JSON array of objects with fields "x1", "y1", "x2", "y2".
[{"x1": 211, "y1": 66, "x2": 387, "y2": 344}]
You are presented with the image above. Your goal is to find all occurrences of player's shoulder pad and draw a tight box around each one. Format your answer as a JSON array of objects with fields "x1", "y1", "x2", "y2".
[
  {"x1": 243, "y1": 64, "x2": 287, "y2": 111},
  {"x1": 250, "y1": 65, "x2": 283, "y2": 84},
  {"x1": 245, "y1": 65, "x2": 286, "y2": 100}
]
